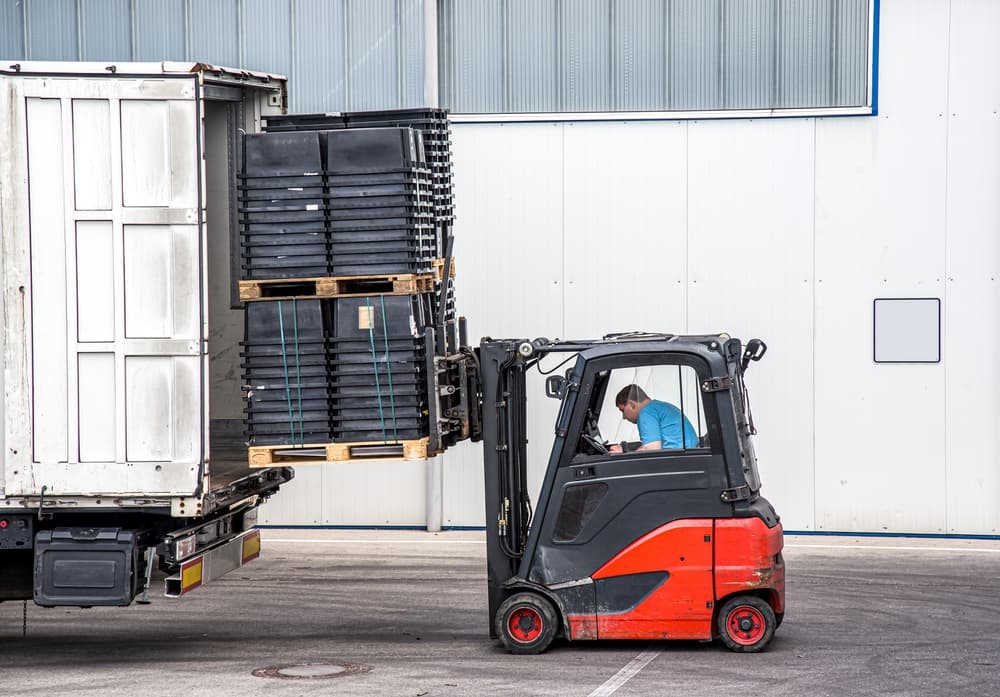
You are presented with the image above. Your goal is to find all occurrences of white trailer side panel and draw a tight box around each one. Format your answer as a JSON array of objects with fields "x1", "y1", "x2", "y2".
[{"x1": 1, "y1": 75, "x2": 204, "y2": 497}]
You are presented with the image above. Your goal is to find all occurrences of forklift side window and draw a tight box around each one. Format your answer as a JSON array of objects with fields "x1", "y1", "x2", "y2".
[
  {"x1": 552, "y1": 482, "x2": 609, "y2": 542},
  {"x1": 581, "y1": 364, "x2": 708, "y2": 455}
]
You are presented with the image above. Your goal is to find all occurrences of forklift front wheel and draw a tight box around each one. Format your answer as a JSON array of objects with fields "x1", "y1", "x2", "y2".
[
  {"x1": 717, "y1": 595, "x2": 777, "y2": 653},
  {"x1": 495, "y1": 592, "x2": 558, "y2": 655}
]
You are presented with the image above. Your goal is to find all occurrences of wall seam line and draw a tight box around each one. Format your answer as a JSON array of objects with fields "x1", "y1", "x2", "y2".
[
  {"x1": 942, "y1": 0, "x2": 953, "y2": 534},
  {"x1": 561, "y1": 122, "x2": 566, "y2": 339},
  {"x1": 684, "y1": 120, "x2": 689, "y2": 333},
  {"x1": 812, "y1": 116, "x2": 818, "y2": 533}
]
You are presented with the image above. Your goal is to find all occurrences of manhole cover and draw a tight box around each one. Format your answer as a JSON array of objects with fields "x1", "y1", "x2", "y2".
[{"x1": 252, "y1": 662, "x2": 372, "y2": 680}]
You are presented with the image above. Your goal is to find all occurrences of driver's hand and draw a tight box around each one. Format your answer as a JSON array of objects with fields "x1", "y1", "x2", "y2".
[{"x1": 608, "y1": 444, "x2": 623, "y2": 454}]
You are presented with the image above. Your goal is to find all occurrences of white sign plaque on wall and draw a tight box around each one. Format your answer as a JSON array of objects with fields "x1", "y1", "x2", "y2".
[{"x1": 873, "y1": 298, "x2": 941, "y2": 364}]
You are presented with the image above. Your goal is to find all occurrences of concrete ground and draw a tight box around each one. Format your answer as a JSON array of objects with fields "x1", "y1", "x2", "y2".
[{"x1": 1, "y1": 529, "x2": 999, "y2": 697}]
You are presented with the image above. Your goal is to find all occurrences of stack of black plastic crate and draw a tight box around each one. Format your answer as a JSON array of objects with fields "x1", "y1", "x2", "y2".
[
  {"x1": 263, "y1": 108, "x2": 458, "y2": 353},
  {"x1": 240, "y1": 132, "x2": 329, "y2": 279},
  {"x1": 240, "y1": 118, "x2": 453, "y2": 449},
  {"x1": 243, "y1": 300, "x2": 333, "y2": 446},
  {"x1": 324, "y1": 126, "x2": 437, "y2": 276},
  {"x1": 326, "y1": 295, "x2": 432, "y2": 443}
]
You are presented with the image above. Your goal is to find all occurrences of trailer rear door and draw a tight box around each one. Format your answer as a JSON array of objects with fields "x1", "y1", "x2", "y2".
[{"x1": 1, "y1": 72, "x2": 205, "y2": 497}]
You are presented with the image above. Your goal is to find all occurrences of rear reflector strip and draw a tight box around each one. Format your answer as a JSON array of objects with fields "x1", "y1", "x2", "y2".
[
  {"x1": 180, "y1": 557, "x2": 204, "y2": 595},
  {"x1": 242, "y1": 529, "x2": 261, "y2": 564}
]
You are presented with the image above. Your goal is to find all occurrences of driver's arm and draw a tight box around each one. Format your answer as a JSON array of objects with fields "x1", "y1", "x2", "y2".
[{"x1": 609, "y1": 440, "x2": 643, "y2": 454}]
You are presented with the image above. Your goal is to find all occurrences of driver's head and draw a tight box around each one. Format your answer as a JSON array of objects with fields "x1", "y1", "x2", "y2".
[{"x1": 615, "y1": 384, "x2": 649, "y2": 424}]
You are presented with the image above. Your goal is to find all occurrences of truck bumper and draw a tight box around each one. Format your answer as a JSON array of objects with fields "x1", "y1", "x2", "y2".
[{"x1": 164, "y1": 528, "x2": 261, "y2": 598}]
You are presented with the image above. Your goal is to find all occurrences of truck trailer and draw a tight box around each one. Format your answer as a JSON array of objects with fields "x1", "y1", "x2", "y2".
[{"x1": 0, "y1": 62, "x2": 294, "y2": 605}]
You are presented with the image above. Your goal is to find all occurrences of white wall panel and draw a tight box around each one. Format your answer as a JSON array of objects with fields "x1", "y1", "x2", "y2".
[
  {"x1": 442, "y1": 441, "x2": 486, "y2": 527},
  {"x1": 260, "y1": 461, "x2": 427, "y2": 526},
  {"x1": 320, "y1": 461, "x2": 426, "y2": 526},
  {"x1": 813, "y1": 120, "x2": 948, "y2": 534},
  {"x1": 563, "y1": 121, "x2": 688, "y2": 336},
  {"x1": 260, "y1": 466, "x2": 325, "y2": 525},
  {"x1": 443, "y1": 123, "x2": 567, "y2": 523},
  {"x1": 687, "y1": 118, "x2": 816, "y2": 531},
  {"x1": 875, "y1": 0, "x2": 950, "y2": 116},
  {"x1": 942, "y1": 0, "x2": 1000, "y2": 534},
  {"x1": 812, "y1": 0, "x2": 950, "y2": 534},
  {"x1": 450, "y1": 123, "x2": 564, "y2": 341}
]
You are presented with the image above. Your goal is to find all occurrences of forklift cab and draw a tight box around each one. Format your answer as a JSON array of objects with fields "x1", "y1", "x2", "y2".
[{"x1": 477, "y1": 334, "x2": 783, "y2": 654}]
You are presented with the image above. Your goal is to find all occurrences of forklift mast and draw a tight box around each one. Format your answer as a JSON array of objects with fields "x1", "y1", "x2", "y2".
[{"x1": 475, "y1": 333, "x2": 778, "y2": 642}]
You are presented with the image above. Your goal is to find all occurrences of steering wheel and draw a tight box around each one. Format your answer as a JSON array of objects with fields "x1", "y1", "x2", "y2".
[{"x1": 580, "y1": 432, "x2": 609, "y2": 455}]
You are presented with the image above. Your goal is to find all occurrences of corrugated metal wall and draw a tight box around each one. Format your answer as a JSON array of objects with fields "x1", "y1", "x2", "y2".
[
  {"x1": 439, "y1": 0, "x2": 872, "y2": 113},
  {"x1": 2, "y1": 1, "x2": 872, "y2": 114},
  {"x1": 0, "y1": 0, "x2": 426, "y2": 113}
]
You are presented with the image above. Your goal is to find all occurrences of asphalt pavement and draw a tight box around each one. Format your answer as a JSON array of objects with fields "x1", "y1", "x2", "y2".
[{"x1": 1, "y1": 530, "x2": 998, "y2": 697}]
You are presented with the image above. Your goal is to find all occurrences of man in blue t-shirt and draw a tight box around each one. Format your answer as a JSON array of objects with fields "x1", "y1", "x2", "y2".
[{"x1": 608, "y1": 384, "x2": 698, "y2": 453}]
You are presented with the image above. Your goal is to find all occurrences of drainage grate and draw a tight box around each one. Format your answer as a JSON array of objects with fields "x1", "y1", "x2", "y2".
[{"x1": 252, "y1": 662, "x2": 372, "y2": 680}]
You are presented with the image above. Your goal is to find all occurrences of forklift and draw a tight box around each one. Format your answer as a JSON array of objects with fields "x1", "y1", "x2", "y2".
[{"x1": 466, "y1": 332, "x2": 783, "y2": 653}]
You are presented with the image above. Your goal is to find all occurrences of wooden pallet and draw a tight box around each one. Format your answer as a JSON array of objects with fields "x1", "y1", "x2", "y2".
[
  {"x1": 239, "y1": 273, "x2": 436, "y2": 301},
  {"x1": 248, "y1": 437, "x2": 435, "y2": 467},
  {"x1": 433, "y1": 257, "x2": 456, "y2": 281}
]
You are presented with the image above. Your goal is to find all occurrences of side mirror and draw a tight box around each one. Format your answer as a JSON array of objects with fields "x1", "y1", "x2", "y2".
[
  {"x1": 740, "y1": 339, "x2": 767, "y2": 373},
  {"x1": 545, "y1": 375, "x2": 567, "y2": 399}
]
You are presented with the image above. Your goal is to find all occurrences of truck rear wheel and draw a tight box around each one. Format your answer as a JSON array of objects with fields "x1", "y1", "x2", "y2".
[
  {"x1": 495, "y1": 592, "x2": 558, "y2": 654},
  {"x1": 717, "y1": 595, "x2": 777, "y2": 653}
]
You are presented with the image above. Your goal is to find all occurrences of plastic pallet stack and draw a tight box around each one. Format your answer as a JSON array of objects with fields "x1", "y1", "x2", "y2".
[
  {"x1": 243, "y1": 300, "x2": 333, "y2": 446},
  {"x1": 240, "y1": 132, "x2": 328, "y2": 279},
  {"x1": 240, "y1": 128, "x2": 437, "y2": 279},
  {"x1": 263, "y1": 108, "x2": 458, "y2": 349},
  {"x1": 239, "y1": 111, "x2": 458, "y2": 456}
]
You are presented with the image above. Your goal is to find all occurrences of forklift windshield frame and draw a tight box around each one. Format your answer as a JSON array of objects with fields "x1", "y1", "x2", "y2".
[{"x1": 568, "y1": 355, "x2": 715, "y2": 463}]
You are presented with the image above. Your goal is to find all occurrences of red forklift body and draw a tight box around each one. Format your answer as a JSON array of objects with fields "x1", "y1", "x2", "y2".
[{"x1": 566, "y1": 517, "x2": 785, "y2": 641}]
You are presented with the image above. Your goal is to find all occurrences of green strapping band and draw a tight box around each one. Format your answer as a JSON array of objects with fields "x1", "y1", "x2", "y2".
[
  {"x1": 292, "y1": 297, "x2": 304, "y2": 446},
  {"x1": 380, "y1": 294, "x2": 399, "y2": 442},
  {"x1": 365, "y1": 296, "x2": 388, "y2": 443},
  {"x1": 277, "y1": 300, "x2": 297, "y2": 445}
]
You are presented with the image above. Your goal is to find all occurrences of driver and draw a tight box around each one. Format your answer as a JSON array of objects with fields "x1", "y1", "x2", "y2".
[{"x1": 608, "y1": 384, "x2": 698, "y2": 453}]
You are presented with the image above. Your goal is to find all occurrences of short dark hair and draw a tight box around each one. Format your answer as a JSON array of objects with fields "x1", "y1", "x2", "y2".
[{"x1": 615, "y1": 384, "x2": 649, "y2": 406}]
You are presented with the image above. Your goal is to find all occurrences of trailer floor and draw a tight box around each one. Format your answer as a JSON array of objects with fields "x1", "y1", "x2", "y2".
[{"x1": 1, "y1": 529, "x2": 998, "y2": 697}]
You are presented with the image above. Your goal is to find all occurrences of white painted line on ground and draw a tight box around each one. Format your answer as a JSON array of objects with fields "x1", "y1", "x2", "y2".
[
  {"x1": 587, "y1": 647, "x2": 662, "y2": 697},
  {"x1": 264, "y1": 538, "x2": 485, "y2": 544},
  {"x1": 785, "y1": 544, "x2": 1000, "y2": 554}
]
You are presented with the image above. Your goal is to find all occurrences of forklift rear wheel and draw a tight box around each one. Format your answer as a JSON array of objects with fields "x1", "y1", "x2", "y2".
[
  {"x1": 717, "y1": 595, "x2": 776, "y2": 653},
  {"x1": 495, "y1": 592, "x2": 558, "y2": 655}
]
